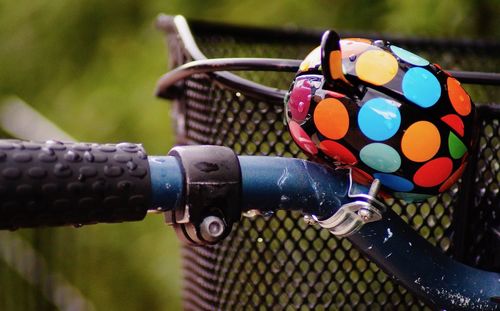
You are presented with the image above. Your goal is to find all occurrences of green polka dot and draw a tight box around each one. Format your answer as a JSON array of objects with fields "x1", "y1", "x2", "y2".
[{"x1": 448, "y1": 132, "x2": 467, "y2": 159}]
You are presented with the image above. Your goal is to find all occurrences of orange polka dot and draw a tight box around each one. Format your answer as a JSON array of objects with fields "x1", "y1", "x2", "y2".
[
  {"x1": 441, "y1": 114, "x2": 464, "y2": 137},
  {"x1": 313, "y1": 98, "x2": 349, "y2": 140},
  {"x1": 329, "y1": 50, "x2": 350, "y2": 84},
  {"x1": 355, "y1": 50, "x2": 398, "y2": 85},
  {"x1": 319, "y1": 140, "x2": 357, "y2": 165},
  {"x1": 439, "y1": 161, "x2": 467, "y2": 192},
  {"x1": 401, "y1": 121, "x2": 441, "y2": 162},
  {"x1": 447, "y1": 77, "x2": 472, "y2": 116},
  {"x1": 413, "y1": 157, "x2": 453, "y2": 187}
]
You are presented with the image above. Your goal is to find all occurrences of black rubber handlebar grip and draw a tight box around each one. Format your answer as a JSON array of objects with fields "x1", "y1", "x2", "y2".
[{"x1": 0, "y1": 140, "x2": 151, "y2": 229}]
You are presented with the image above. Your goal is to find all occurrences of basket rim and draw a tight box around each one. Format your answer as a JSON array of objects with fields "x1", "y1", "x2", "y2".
[{"x1": 155, "y1": 14, "x2": 500, "y2": 102}]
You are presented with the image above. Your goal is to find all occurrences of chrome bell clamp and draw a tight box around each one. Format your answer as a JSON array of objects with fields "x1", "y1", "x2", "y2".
[{"x1": 315, "y1": 172, "x2": 386, "y2": 237}]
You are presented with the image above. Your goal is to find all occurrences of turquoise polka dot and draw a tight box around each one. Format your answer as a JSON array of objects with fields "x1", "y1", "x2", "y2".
[
  {"x1": 360, "y1": 143, "x2": 401, "y2": 173},
  {"x1": 358, "y1": 98, "x2": 401, "y2": 141},
  {"x1": 402, "y1": 67, "x2": 441, "y2": 108},
  {"x1": 390, "y1": 45, "x2": 429, "y2": 66},
  {"x1": 374, "y1": 173, "x2": 414, "y2": 192}
]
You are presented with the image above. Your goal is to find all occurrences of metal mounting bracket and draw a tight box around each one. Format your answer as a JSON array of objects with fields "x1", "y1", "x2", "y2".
[
  {"x1": 317, "y1": 178, "x2": 386, "y2": 237},
  {"x1": 165, "y1": 145, "x2": 241, "y2": 245}
]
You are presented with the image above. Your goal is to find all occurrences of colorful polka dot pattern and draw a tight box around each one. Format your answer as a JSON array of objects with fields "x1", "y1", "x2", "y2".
[{"x1": 286, "y1": 37, "x2": 475, "y2": 201}]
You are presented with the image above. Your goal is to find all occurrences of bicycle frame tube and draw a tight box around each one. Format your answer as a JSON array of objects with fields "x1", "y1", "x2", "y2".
[
  {"x1": 149, "y1": 154, "x2": 500, "y2": 310},
  {"x1": 351, "y1": 209, "x2": 500, "y2": 310}
]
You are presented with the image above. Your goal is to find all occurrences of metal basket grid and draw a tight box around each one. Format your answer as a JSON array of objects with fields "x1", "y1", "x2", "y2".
[{"x1": 160, "y1": 16, "x2": 500, "y2": 310}]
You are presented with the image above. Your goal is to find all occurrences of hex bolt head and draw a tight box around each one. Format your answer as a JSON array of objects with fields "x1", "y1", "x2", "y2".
[
  {"x1": 200, "y1": 216, "x2": 225, "y2": 242},
  {"x1": 358, "y1": 208, "x2": 373, "y2": 221}
]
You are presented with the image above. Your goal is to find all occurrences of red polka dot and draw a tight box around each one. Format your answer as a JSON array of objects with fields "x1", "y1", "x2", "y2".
[
  {"x1": 439, "y1": 161, "x2": 467, "y2": 192},
  {"x1": 351, "y1": 167, "x2": 374, "y2": 185},
  {"x1": 319, "y1": 140, "x2": 357, "y2": 165},
  {"x1": 441, "y1": 114, "x2": 464, "y2": 137},
  {"x1": 324, "y1": 90, "x2": 346, "y2": 99},
  {"x1": 289, "y1": 120, "x2": 318, "y2": 155},
  {"x1": 413, "y1": 157, "x2": 453, "y2": 188}
]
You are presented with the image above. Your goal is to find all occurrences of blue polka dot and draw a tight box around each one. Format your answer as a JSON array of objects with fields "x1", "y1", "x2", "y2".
[
  {"x1": 373, "y1": 173, "x2": 414, "y2": 192},
  {"x1": 402, "y1": 67, "x2": 441, "y2": 108},
  {"x1": 360, "y1": 143, "x2": 401, "y2": 173},
  {"x1": 390, "y1": 46, "x2": 429, "y2": 66},
  {"x1": 358, "y1": 98, "x2": 401, "y2": 141}
]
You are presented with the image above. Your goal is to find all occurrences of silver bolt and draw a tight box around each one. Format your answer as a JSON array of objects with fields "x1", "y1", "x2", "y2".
[
  {"x1": 358, "y1": 208, "x2": 373, "y2": 221},
  {"x1": 368, "y1": 179, "x2": 381, "y2": 198},
  {"x1": 200, "y1": 216, "x2": 225, "y2": 242}
]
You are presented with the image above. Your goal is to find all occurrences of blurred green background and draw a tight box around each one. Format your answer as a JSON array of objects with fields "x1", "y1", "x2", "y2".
[{"x1": 0, "y1": 0, "x2": 498, "y2": 310}]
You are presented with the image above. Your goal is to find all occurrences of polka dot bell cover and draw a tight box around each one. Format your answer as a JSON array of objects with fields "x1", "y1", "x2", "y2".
[{"x1": 285, "y1": 30, "x2": 475, "y2": 201}]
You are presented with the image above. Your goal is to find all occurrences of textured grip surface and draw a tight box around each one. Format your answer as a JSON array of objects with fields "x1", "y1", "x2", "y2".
[{"x1": 0, "y1": 140, "x2": 152, "y2": 229}]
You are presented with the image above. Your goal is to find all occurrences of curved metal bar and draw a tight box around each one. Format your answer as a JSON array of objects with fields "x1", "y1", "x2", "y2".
[
  {"x1": 158, "y1": 15, "x2": 290, "y2": 102},
  {"x1": 155, "y1": 56, "x2": 500, "y2": 100},
  {"x1": 236, "y1": 156, "x2": 500, "y2": 310},
  {"x1": 146, "y1": 153, "x2": 500, "y2": 309},
  {"x1": 238, "y1": 156, "x2": 367, "y2": 219},
  {"x1": 350, "y1": 210, "x2": 500, "y2": 310},
  {"x1": 447, "y1": 70, "x2": 500, "y2": 85},
  {"x1": 155, "y1": 58, "x2": 301, "y2": 99}
]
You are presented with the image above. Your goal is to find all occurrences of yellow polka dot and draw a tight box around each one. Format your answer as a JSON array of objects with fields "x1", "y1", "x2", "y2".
[
  {"x1": 299, "y1": 46, "x2": 321, "y2": 72},
  {"x1": 355, "y1": 50, "x2": 398, "y2": 85}
]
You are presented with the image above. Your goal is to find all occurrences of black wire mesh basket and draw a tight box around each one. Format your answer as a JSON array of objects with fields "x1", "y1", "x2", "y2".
[{"x1": 157, "y1": 15, "x2": 499, "y2": 310}]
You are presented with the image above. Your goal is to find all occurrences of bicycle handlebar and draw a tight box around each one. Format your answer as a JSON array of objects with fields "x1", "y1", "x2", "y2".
[
  {"x1": 0, "y1": 140, "x2": 498, "y2": 310},
  {"x1": 0, "y1": 140, "x2": 153, "y2": 229},
  {"x1": 0, "y1": 140, "x2": 363, "y2": 230}
]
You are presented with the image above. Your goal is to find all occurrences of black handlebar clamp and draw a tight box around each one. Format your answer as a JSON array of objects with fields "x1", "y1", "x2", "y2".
[{"x1": 166, "y1": 145, "x2": 242, "y2": 245}]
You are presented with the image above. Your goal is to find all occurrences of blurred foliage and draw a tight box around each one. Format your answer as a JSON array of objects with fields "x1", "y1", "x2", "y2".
[{"x1": 0, "y1": 0, "x2": 498, "y2": 310}]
